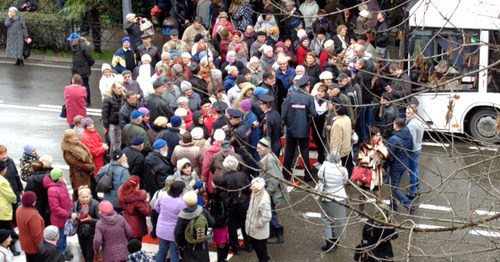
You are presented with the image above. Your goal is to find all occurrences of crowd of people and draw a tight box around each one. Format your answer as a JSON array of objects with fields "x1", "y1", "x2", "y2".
[{"x1": 1, "y1": 0, "x2": 429, "y2": 261}]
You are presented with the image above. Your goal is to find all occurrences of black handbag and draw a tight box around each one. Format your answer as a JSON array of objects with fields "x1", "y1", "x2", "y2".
[
  {"x1": 95, "y1": 166, "x2": 113, "y2": 193},
  {"x1": 23, "y1": 42, "x2": 30, "y2": 59},
  {"x1": 60, "y1": 104, "x2": 67, "y2": 118}
]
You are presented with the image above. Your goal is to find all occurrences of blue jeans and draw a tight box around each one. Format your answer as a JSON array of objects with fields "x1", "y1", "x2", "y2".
[
  {"x1": 389, "y1": 168, "x2": 413, "y2": 211},
  {"x1": 57, "y1": 227, "x2": 67, "y2": 255},
  {"x1": 408, "y1": 150, "x2": 421, "y2": 197},
  {"x1": 157, "y1": 238, "x2": 179, "y2": 262},
  {"x1": 359, "y1": 106, "x2": 373, "y2": 142},
  {"x1": 270, "y1": 198, "x2": 282, "y2": 231}
]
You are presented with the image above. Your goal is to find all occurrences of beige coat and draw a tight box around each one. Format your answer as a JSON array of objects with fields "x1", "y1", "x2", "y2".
[
  {"x1": 357, "y1": 142, "x2": 389, "y2": 190},
  {"x1": 329, "y1": 115, "x2": 352, "y2": 157},
  {"x1": 245, "y1": 189, "x2": 272, "y2": 240}
]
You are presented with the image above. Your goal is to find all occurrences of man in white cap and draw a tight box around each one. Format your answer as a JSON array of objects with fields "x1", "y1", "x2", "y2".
[{"x1": 124, "y1": 13, "x2": 143, "y2": 49}]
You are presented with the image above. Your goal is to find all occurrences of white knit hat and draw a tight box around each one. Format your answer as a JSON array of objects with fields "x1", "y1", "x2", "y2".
[{"x1": 191, "y1": 127, "x2": 204, "y2": 140}]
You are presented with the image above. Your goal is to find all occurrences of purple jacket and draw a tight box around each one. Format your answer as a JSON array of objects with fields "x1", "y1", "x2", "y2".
[
  {"x1": 155, "y1": 192, "x2": 186, "y2": 241},
  {"x1": 93, "y1": 212, "x2": 132, "y2": 262},
  {"x1": 43, "y1": 175, "x2": 72, "y2": 228}
]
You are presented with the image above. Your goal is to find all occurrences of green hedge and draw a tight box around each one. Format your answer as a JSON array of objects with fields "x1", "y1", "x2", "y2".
[
  {"x1": 0, "y1": 12, "x2": 72, "y2": 52},
  {"x1": 1, "y1": 0, "x2": 60, "y2": 14}
]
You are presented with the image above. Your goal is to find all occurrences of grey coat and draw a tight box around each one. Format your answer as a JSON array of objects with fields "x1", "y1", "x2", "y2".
[
  {"x1": 259, "y1": 153, "x2": 289, "y2": 206},
  {"x1": 245, "y1": 189, "x2": 272, "y2": 240},
  {"x1": 5, "y1": 14, "x2": 28, "y2": 59},
  {"x1": 96, "y1": 163, "x2": 131, "y2": 208}
]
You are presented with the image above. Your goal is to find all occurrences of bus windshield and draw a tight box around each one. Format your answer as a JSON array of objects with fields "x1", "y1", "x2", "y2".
[{"x1": 407, "y1": 28, "x2": 481, "y2": 92}]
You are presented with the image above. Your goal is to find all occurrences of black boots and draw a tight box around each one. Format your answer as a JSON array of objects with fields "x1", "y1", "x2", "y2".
[
  {"x1": 268, "y1": 227, "x2": 284, "y2": 244},
  {"x1": 217, "y1": 244, "x2": 230, "y2": 262},
  {"x1": 14, "y1": 59, "x2": 20, "y2": 66},
  {"x1": 19, "y1": 59, "x2": 24, "y2": 67},
  {"x1": 321, "y1": 239, "x2": 337, "y2": 252},
  {"x1": 9, "y1": 238, "x2": 20, "y2": 256}
]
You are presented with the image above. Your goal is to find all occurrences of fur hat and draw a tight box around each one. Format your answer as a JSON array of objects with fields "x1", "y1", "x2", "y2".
[{"x1": 183, "y1": 191, "x2": 198, "y2": 207}]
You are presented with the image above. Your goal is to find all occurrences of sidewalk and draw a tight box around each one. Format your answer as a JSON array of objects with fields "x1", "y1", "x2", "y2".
[{"x1": 0, "y1": 51, "x2": 107, "y2": 69}]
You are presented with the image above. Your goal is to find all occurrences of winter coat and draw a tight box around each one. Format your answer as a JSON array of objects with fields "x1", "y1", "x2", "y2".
[
  {"x1": 135, "y1": 44, "x2": 161, "y2": 67},
  {"x1": 167, "y1": 170, "x2": 200, "y2": 192},
  {"x1": 173, "y1": 0, "x2": 194, "y2": 27},
  {"x1": 381, "y1": 104, "x2": 398, "y2": 138},
  {"x1": 61, "y1": 139, "x2": 94, "y2": 201},
  {"x1": 406, "y1": 117, "x2": 425, "y2": 152},
  {"x1": 245, "y1": 189, "x2": 271, "y2": 240},
  {"x1": 99, "y1": 73, "x2": 116, "y2": 101},
  {"x1": 233, "y1": 3, "x2": 253, "y2": 32},
  {"x1": 212, "y1": 20, "x2": 234, "y2": 38},
  {"x1": 81, "y1": 129, "x2": 106, "y2": 175},
  {"x1": 296, "y1": 45, "x2": 310, "y2": 66},
  {"x1": 357, "y1": 142, "x2": 389, "y2": 190},
  {"x1": 255, "y1": 15, "x2": 278, "y2": 35},
  {"x1": 2, "y1": 158, "x2": 22, "y2": 201},
  {"x1": 171, "y1": 141, "x2": 203, "y2": 176},
  {"x1": 276, "y1": 66, "x2": 296, "y2": 91},
  {"x1": 4, "y1": 14, "x2": 27, "y2": 59},
  {"x1": 299, "y1": 1, "x2": 319, "y2": 33},
  {"x1": 71, "y1": 40, "x2": 95, "y2": 78},
  {"x1": 200, "y1": 142, "x2": 221, "y2": 193},
  {"x1": 122, "y1": 123, "x2": 152, "y2": 153},
  {"x1": 119, "y1": 102, "x2": 138, "y2": 129},
  {"x1": 64, "y1": 84, "x2": 87, "y2": 126},
  {"x1": 210, "y1": 187, "x2": 231, "y2": 229},
  {"x1": 247, "y1": 62, "x2": 264, "y2": 84},
  {"x1": 118, "y1": 189, "x2": 152, "y2": 239},
  {"x1": 122, "y1": 146, "x2": 156, "y2": 194},
  {"x1": 124, "y1": 81, "x2": 144, "y2": 100},
  {"x1": 156, "y1": 127, "x2": 182, "y2": 163},
  {"x1": 43, "y1": 175, "x2": 72, "y2": 228},
  {"x1": 155, "y1": 193, "x2": 186, "y2": 241},
  {"x1": 259, "y1": 153, "x2": 289, "y2": 206},
  {"x1": 93, "y1": 212, "x2": 132, "y2": 262},
  {"x1": 282, "y1": 88, "x2": 317, "y2": 138},
  {"x1": 146, "y1": 151, "x2": 173, "y2": 190},
  {"x1": 223, "y1": 75, "x2": 237, "y2": 92},
  {"x1": 310, "y1": 36, "x2": 327, "y2": 57},
  {"x1": 356, "y1": 70, "x2": 375, "y2": 104},
  {"x1": 147, "y1": 94, "x2": 174, "y2": 124},
  {"x1": 25, "y1": 171, "x2": 51, "y2": 225},
  {"x1": 317, "y1": 161, "x2": 348, "y2": 202},
  {"x1": 19, "y1": 153, "x2": 39, "y2": 182},
  {"x1": 96, "y1": 163, "x2": 131, "y2": 208},
  {"x1": 196, "y1": 0, "x2": 211, "y2": 27},
  {"x1": 375, "y1": 20, "x2": 389, "y2": 48},
  {"x1": 332, "y1": 34, "x2": 349, "y2": 54},
  {"x1": 38, "y1": 240, "x2": 64, "y2": 262},
  {"x1": 281, "y1": 8, "x2": 304, "y2": 41},
  {"x1": 16, "y1": 205, "x2": 44, "y2": 255},
  {"x1": 224, "y1": 170, "x2": 251, "y2": 207},
  {"x1": 361, "y1": 221, "x2": 397, "y2": 261},
  {"x1": 189, "y1": 111, "x2": 210, "y2": 139},
  {"x1": 112, "y1": 47, "x2": 136, "y2": 74},
  {"x1": 329, "y1": 115, "x2": 352, "y2": 158},
  {"x1": 16, "y1": 0, "x2": 39, "y2": 11},
  {"x1": 303, "y1": 62, "x2": 321, "y2": 88},
  {"x1": 124, "y1": 20, "x2": 142, "y2": 49},
  {"x1": 71, "y1": 199, "x2": 100, "y2": 238},
  {"x1": 386, "y1": 73, "x2": 412, "y2": 105},
  {"x1": 102, "y1": 92, "x2": 124, "y2": 128},
  {"x1": 0, "y1": 245, "x2": 13, "y2": 262},
  {"x1": 313, "y1": 17, "x2": 335, "y2": 37},
  {"x1": 182, "y1": 24, "x2": 207, "y2": 49},
  {"x1": 259, "y1": 54, "x2": 276, "y2": 71},
  {"x1": 0, "y1": 175, "x2": 16, "y2": 221},
  {"x1": 174, "y1": 205, "x2": 214, "y2": 261},
  {"x1": 383, "y1": 127, "x2": 414, "y2": 173}
]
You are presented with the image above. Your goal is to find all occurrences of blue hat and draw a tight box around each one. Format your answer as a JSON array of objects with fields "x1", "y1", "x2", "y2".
[
  {"x1": 212, "y1": 101, "x2": 228, "y2": 112},
  {"x1": 24, "y1": 144, "x2": 36, "y2": 154},
  {"x1": 199, "y1": 51, "x2": 207, "y2": 60},
  {"x1": 253, "y1": 86, "x2": 269, "y2": 96},
  {"x1": 67, "y1": 33, "x2": 80, "y2": 42},
  {"x1": 122, "y1": 37, "x2": 131, "y2": 44},
  {"x1": 288, "y1": 85, "x2": 298, "y2": 93},
  {"x1": 292, "y1": 19, "x2": 302, "y2": 29},
  {"x1": 227, "y1": 109, "x2": 243, "y2": 118},
  {"x1": 153, "y1": 139, "x2": 167, "y2": 150},
  {"x1": 258, "y1": 94, "x2": 274, "y2": 103},
  {"x1": 130, "y1": 136, "x2": 145, "y2": 146},
  {"x1": 170, "y1": 116, "x2": 182, "y2": 127},
  {"x1": 296, "y1": 75, "x2": 310, "y2": 87},
  {"x1": 130, "y1": 110, "x2": 145, "y2": 120}
]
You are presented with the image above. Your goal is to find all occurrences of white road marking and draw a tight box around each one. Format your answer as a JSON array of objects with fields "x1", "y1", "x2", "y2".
[
  {"x1": 0, "y1": 60, "x2": 101, "y2": 71},
  {"x1": 469, "y1": 229, "x2": 500, "y2": 238},
  {"x1": 416, "y1": 224, "x2": 445, "y2": 229},
  {"x1": 304, "y1": 212, "x2": 322, "y2": 218},
  {"x1": 418, "y1": 204, "x2": 453, "y2": 212},
  {"x1": 475, "y1": 210, "x2": 499, "y2": 216},
  {"x1": 467, "y1": 146, "x2": 498, "y2": 152},
  {"x1": 422, "y1": 142, "x2": 450, "y2": 147},
  {"x1": 0, "y1": 103, "x2": 101, "y2": 117},
  {"x1": 38, "y1": 104, "x2": 102, "y2": 114}
]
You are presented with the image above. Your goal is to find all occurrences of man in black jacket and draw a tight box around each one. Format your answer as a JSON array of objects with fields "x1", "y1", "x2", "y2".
[
  {"x1": 123, "y1": 137, "x2": 156, "y2": 195},
  {"x1": 38, "y1": 226, "x2": 65, "y2": 262},
  {"x1": 374, "y1": 11, "x2": 389, "y2": 59},
  {"x1": 147, "y1": 80, "x2": 174, "y2": 124},
  {"x1": 156, "y1": 116, "x2": 183, "y2": 164},
  {"x1": 146, "y1": 139, "x2": 173, "y2": 190},
  {"x1": 135, "y1": 33, "x2": 161, "y2": 67},
  {"x1": 68, "y1": 33, "x2": 95, "y2": 106},
  {"x1": 119, "y1": 91, "x2": 138, "y2": 129}
]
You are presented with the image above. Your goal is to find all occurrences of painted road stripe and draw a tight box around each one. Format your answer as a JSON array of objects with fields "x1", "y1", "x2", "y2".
[
  {"x1": 38, "y1": 104, "x2": 102, "y2": 113},
  {"x1": 475, "y1": 210, "x2": 499, "y2": 216},
  {"x1": 469, "y1": 229, "x2": 500, "y2": 238},
  {"x1": 0, "y1": 60, "x2": 101, "y2": 71},
  {"x1": 0, "y1": 103, "x2": 101, "y2": 116},
  {"x1": 416, "y1": 224, "x2": 445, "y2": 229},
  {"x1": 305, "y1": 212, "x2": 322, "y2": 218},
  {"x1": 422, "y1": 142, "x2": 450, "y2": 147},
  {"x1": 467, "y1": 146, "x2": 498, "y2": 152}
]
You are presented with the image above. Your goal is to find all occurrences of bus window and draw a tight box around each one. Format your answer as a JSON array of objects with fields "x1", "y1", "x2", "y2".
[
  {"x1": 408, "y1": 29, "x2": 480, "y2": 92},
  {"x1": 487, "y1": 31, "x2": 500, "y2": 93}
]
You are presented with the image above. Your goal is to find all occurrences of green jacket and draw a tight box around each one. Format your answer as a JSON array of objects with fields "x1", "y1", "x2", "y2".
[
  {"x1": 259, "y1": 153, "x2": 290, "y2": 206},
  {"x1": 122, "y1": 123, "x2": 152, "y2": 153}
]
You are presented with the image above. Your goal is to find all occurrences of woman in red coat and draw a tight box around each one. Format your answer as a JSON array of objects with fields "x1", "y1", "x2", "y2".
[
  {"x1": 64, "y1": 74, "x2": 87, "y2": 127},
  {"x1": 297, "y1": 36, "x2": 311, "y2": 66},
  {"x1": 118, "y1": 176, "x2": 152, "y2": 241},
  {"x1": 80, "y1": 117, "x2": 108, "y2": 175}
]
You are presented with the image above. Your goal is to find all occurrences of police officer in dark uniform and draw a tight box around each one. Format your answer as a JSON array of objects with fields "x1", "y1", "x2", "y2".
[
  {"x1": 211, "y1": 101, "x2": 229, "y2": 139},
  {"x1": 259, "y1": 94, "x2": 282, "y2": 157},
  {"x1": 225, "y1": 109, "x2": 255, "y2": 176},
  {"x1": 282, "y1": 75, "x2": 317, "y2": 182}
]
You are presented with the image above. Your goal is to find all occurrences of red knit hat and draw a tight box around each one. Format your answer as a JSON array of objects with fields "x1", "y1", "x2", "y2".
[
  {"x1": 99, "y1": 201, "x2": 114, "y2": 215},
  {"x1": 21, "y1": 191, "x2": 37, "y2": 207}
]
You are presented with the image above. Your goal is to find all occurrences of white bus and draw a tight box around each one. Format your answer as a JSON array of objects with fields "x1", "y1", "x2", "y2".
[{"x1": 402, "y1": 0, "x2": 500, "y2": 143}]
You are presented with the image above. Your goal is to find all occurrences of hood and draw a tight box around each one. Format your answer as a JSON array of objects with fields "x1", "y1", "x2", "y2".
[
  {"x1": 179, "y1": 141, "x2": 196, "y2": 147},
  {"x1": 395, "y1": 127, "x2": 412, "y2": 141},
  {"x1": 101, "y1": 63, "x2": 112, "y2": 73},
  {"x1": 100, "y1": 212, "x2": 119, "y2": 225},
  {"x1": 192, "y1": 111, "x2": 204, "y2": 123},
  {"x1": 206, "y1": 142, "x2": 222, "y2": 154},
  {"x1": 176, "y1": 158, "x2": 192, "y2": 171},
  {"x1": 178, "y1": 205, "x2": 203, "y2": 220},
  {"x1": 151, "y1": 123, "x2": 166, "y2": 132},
  {"x1": 118, "y1": 188, "x2": 147, "y2": 204},
  {"x1": 43, "y1": 174, "x2": 58, "y2": 189},
  {"x1": 239, "y1": 84, "x2": 256, "y2": 100}
]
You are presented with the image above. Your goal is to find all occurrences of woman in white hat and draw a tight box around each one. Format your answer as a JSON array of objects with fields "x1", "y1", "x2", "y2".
[{"x1": 5, "y1": 7, "x2": 28, "y2": 66}]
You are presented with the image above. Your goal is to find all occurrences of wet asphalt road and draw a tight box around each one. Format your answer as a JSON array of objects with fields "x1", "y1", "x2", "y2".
[{"x1": 0, "y1": 61, "x2": 499, "y2": 261}]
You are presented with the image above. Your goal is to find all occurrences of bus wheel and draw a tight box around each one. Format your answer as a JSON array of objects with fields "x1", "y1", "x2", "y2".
[{"x1": 468, "y1": 108, "x2": 499, "y2": 144}]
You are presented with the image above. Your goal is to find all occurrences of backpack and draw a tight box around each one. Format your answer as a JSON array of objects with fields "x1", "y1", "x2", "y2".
[
  {"x1": 96, "y1": 165, "x2": 114, "y2": 193},
  {"x1": 184, "y1": 214, "x2": 209, "y2": 249}
]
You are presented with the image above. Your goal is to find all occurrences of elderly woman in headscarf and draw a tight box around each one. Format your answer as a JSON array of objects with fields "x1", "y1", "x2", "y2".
[
  {"x1": 61, "y1": 129, "x2": 95, "y2": 201},
  {"x1": 274, "y1": 41, "x2": 297, "y2": 67},
  {"x1": 4, "y1": 7, "x2": 28, "y2": 66},
  {"x1": 358, "y1": 205, "x2": 397, "y2": 261},
  {"x1": 259, "y1": 45, "x2": 275, "y2": 70},
  {"x1": 234, "y1": 44, "x2": 248, "y2": 65},
  {"x1": 247, "y1": 56, "x2": 264, "y2": 85},
  {"x1": 245, "y1": 177, "x2": 272, "y2": 262},
  {"x1": 316, "y1": 151, "x2": 348, "y2": 252}
]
